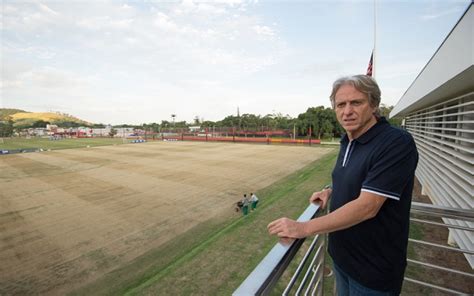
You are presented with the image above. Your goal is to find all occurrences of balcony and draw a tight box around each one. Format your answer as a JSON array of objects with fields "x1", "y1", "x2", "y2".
[{"x1": 234, "y1": 197, "x2": 474, "y2": 295}]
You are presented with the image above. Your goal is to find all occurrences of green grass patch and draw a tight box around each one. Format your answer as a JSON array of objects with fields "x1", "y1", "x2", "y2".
[
  {"x1": 0, "y1": 137, "x2": 126, "y2": 150},
  {"x1": 71, "y1": 149, "x2": 338, "y2": 296},
  {"x1": 404, "y1": 217, "x2": 432, "y2": 295}
]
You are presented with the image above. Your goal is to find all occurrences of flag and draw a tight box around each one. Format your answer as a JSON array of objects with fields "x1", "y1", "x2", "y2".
[{"x1": 366, "y1": 52, "x2": 373, "y2": 76}]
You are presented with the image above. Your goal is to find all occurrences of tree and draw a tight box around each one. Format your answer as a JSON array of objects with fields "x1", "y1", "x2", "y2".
[
  {"x1": 32, "y1": 120, "x2": 50, "y2": 128},
  {"x1": 54, "y1": 120, "x2": 80, "y2": 128},
  {"x1": 13, "y1": 118, "x2": 37, "y2": 129},
  {"x1": 109, "y1": 128, "x2": 117, "y2": 138},
  {"x1": 174, "y1": 121, "x2": 188, "y2": 128},
  {"x1": 218, "y1": 115, "x2": 239, "y2": 128},
  {"x1": 379, "y1": 104, "x2": 402, "y2": 126},
  {"x1": 293, "y1": 106, "x2": 344, "y2": 138},
  {"x1": 298, "y1": 106, "x2": 325, "y2": 138},
  {"x1": 160, "y1": 120, "x2": 171, "y2": 129},
  {"x1": 273, "y1": 113, "x2": 293, "y2": 130},
  {"x1": 141, "y1": 122, "x2": 160, "y2": 134},
  {"x1": 0, "y1": 120, "x2": 14, "y2": 137},
  {"x1": 91, "y1": 123, "x2": 106, "y2": 128},
  {"x1": 240, "y1": 114, "x2": 260, "y2": 131},
  {"x1": 200, "y1": 120, "x2": 216, "y2": 128},
  {"x1": 321, "y1": 119, "x2": 333, "y2": 138},
  {"x1": 115, "y1": 124, "x2": 138, "y2": 128}
]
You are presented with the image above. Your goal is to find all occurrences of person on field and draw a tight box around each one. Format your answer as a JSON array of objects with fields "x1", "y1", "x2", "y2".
[
  {"x1": 235, "y1": 200, "x2": 243, "y2": 212},
  {"x1": 268, "y1": 75, "x2": 418, "y2": 295},
  {"x1": 241, "y1": 194, "x2": 250, "y2": 216},
  {"x1": 250, "y1": 192, "x2": 259, "y2": 210}
]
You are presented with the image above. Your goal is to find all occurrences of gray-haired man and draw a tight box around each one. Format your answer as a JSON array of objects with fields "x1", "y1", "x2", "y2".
[{"x1": 268, "y1": 75, "x2": 418, "y2": 295}]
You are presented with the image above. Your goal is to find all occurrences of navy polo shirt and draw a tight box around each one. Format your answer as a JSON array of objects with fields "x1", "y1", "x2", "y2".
[{"x1": 328, "y1": 117, "x2": 418, "y2": 293}]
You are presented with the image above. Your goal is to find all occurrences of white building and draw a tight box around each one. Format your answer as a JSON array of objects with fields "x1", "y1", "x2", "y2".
[
  {"x1": 91, "y1": 125, "x2": 112, "y2": 137},
  {"x1": 390, "y1": 3, "x2": 473, "y2": 266},
  {"x1": 113, "y1": 127, "x2": 135, "y2": 137},
  {"x1": 27, "y1": 128, "x2": 47, "y2": 136}
]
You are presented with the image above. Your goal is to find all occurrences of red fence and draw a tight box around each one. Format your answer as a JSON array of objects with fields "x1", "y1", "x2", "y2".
[{"x1": 159, "y1": 134, "x2": 321, "y2": 145}]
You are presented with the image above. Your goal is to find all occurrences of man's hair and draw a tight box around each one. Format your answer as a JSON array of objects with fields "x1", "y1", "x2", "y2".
[{"x1": 329, "y1": 75, "x2": 381, "y2": 116}]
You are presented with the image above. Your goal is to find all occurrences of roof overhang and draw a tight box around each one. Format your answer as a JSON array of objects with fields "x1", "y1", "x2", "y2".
[{"x1": 390, "y1": 3, "x2": 474, "y2": 118}]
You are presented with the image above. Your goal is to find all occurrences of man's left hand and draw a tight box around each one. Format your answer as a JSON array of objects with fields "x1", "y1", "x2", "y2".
[{"x1": 267, "y1": 218, "x2": 307, "y2": 239}]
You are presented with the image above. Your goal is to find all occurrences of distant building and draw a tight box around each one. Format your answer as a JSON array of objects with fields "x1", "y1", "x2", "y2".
[
  {"x1": 189, "y1": 126, "x2": 201, "y2": 132},
  {"x1": 91, "y1": 125, "x2": 112, "y2": 137},
  {"x1": 46, "y1": 124, "x2": 58, "y2": 133},
  {"x1": 25, "y1": 128, "x2": 47, "y2": 136},
  {"x1": 113, "y1": 127, "x2": 135, "y2": 137},
  {"x1": 390, "y1": 3, "x2": 473, "y2": 266}
]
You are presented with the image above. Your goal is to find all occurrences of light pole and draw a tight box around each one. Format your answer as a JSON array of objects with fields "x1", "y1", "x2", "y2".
[{"x1": 171, "y1": 114, "x2": 176, "y2": 134}]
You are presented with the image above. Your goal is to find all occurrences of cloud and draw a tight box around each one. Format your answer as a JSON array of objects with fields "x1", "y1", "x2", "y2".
[
  {"x1": 153, "y1": 12, "x2": 181, "y2": 32},
  {"x1": 253, "y1": 25, "x2": 275, "y2": 38},
  {"x1": 196, "y1": 3, "x2": 227, "y2": 15},
  {"x1": 2, "y1": 2, "x2": 61, "y2": 33},
  {"x1": 38, "y1": 2, "x2": 59, "y2": 16},
  {"x1": 421, "y1": 7, "x2": 463, "y2": 21},
  {"x1": 2, "y1": 1, "x2": 287, "y2": 123},
  {"x1": 6, "y1": 66, "x2": 92, "y2": 90}
]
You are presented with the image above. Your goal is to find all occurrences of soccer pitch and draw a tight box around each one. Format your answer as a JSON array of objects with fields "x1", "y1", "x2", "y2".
[
  {"x1": 0, "y1": 137, "x2": 124, "y2": 151},
  {"x1": 0, "y1": 141, "x2": 334, "y2": 295}
]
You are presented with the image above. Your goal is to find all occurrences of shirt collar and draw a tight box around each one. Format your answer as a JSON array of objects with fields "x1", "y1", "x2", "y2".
[{"x1": 340, "y1": 117, "x2": 390, "y2": 145}]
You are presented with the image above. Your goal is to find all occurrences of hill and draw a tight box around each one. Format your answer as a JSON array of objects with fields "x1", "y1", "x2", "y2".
[
  {"x1": 0, "y1": 108, "x2": 91, "y2": 127},
  {"x1": 11, "y1": 112, "x2": 89, "y2": 124},
  {"x1": 0, "y1": 108, "x2": 26, "y2": 121}
]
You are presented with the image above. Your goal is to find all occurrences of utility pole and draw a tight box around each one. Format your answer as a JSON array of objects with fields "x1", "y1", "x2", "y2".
[
  {"x1": 293, "y1": 123, "x2": 296, "y2": 141},
  {"x1": 171, "y1": 114, "x2": 176, "y2": 132}
]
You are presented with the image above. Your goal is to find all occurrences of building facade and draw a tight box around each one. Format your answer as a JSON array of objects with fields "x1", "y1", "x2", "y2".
[{"x1": 390, "y1": 3, "x2": 473, "y2": 267}]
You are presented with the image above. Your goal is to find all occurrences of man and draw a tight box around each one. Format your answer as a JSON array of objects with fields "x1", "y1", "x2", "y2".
[
  {"x1": 268, "y1": 75, "x2": 418, "y2": 295},
  {"x1": 241, "y1": 194, "x2": 250, "y2": 216},
  {"x1": 250, "y1": 192, "x2": 259, "y2": 210}
]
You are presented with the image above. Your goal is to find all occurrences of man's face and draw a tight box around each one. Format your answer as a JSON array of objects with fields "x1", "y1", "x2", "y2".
[{"x1": 334, "y1": 84, "x2": 377, "y2": 140}]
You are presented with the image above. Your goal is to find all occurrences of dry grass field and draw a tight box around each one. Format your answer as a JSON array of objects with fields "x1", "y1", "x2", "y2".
[{"x1": 0, "y1": 141, "x2": 333, "y2": 295}]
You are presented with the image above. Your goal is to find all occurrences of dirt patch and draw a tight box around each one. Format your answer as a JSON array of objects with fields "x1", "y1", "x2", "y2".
[
  {"x1": 403, "y1": 178, "x2": 474, "y2": 295},
  {"x1": 0, "y1": 141, "x2": 334, "y2": 295}
]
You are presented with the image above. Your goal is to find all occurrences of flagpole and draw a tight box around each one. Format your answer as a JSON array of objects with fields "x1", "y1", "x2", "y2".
[{"x1": 373, "y1": 0, "x2": 377, "y2": 78}]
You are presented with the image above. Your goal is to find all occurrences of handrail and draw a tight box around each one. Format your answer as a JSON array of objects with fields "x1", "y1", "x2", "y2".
[
  {"x1": 233, "y1": 203, "x2": 321, "y2": 296},
  {"x1": 410, "y1": 218, "x2": 473, "y2": 231},
  {"x1": 407, "y1": 259, "x2": 474, "y2": 278},
  {"x1": 411, "y1": 201, "x2": 474, "y2": 221},
  {"x1": 409, "y1": 238, "x2": 474, "y2": 255},
  {"x1": 403, "y1": 278, "x2": 467, "y2": 295},
  {"x1": 234, "y1": 201, "x2": 473, "y2": 295},
  {"x1": 406, "y1": 201, "x2": 474, "y2": 295}
]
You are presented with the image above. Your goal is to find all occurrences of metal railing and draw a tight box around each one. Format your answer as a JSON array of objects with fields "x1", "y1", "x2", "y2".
[
  {"x1": 233, "y1": 203, "x2": 325, "y2": 296},
  {"x1": 405, "y1": 201, "x2": 474, "y2": 295},
  {"x1": 234, "y1": 201, "x2": 474, "y2": 295}
]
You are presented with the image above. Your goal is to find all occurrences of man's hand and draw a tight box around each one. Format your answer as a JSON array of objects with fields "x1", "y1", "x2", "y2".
[
  {"x1": 309, "y1": 188, "x2": 331, "y2": 209},
  {"x1": 267, "y1": 217, "x2": 307, "y2": 239}
]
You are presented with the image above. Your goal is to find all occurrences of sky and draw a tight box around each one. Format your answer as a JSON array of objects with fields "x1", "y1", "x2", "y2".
[{"x1": 1, "y1": 0, "x2": 471, "y2": 125}]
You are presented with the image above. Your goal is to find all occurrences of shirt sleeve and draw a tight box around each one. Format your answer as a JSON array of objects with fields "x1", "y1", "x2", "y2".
[{"x1": 361, "y1": 132, "x2": 418, "y2": 201}]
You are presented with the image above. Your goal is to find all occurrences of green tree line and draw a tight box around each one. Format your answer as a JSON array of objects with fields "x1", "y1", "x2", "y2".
[
  {"x1": 1, "y1": 105, "x2": 400, "y2": 139},
  {"x1": 144, "y1": 104, "x2": 400, "y2": 138}
]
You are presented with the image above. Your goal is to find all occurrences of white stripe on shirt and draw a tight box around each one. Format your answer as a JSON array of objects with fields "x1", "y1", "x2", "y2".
[
  {"x1": 361, "y1": 188, "x2": 400, "y2": 201},
  {"x1": 342, "y1": 141, "x2": 352, "y2": 167}
]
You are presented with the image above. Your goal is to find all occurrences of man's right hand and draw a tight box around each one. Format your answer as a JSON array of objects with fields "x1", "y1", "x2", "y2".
[{"x1": 309, "y1": 188, "x2": 331, "y2": 209}]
